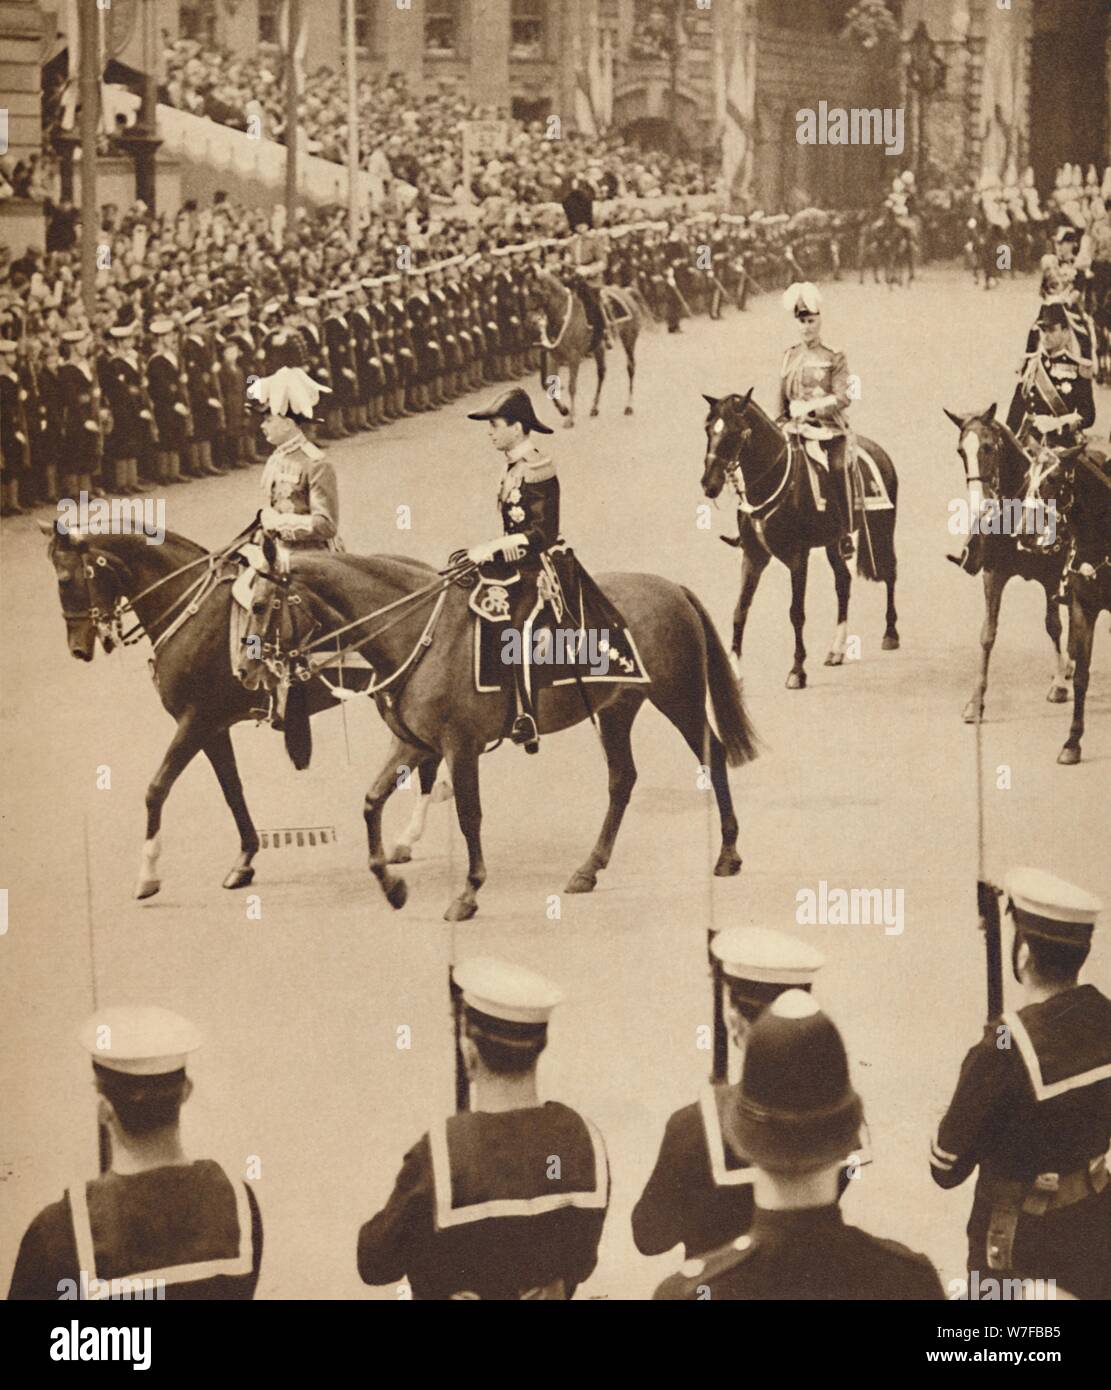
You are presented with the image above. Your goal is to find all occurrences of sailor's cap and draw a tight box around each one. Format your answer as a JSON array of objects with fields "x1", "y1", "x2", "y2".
[
  {"x1": 61, "y1": 328, "x2": 89, "y2": 343},
  {"x1": 148, "y1": 317, "x2": 176, "y2": 335},
  {"x1": 360, "y1": 276, "x2": 379, "y2": 289},
  {"x1": 0, "y1": 337, "x2": 19, "y2": 353},
  {"x1": 80, "y1": 1006, "x2": 203, "y2": 1077},
  {"x1": 223, "y1": 300, "x2": 249, "y2": 319},
  {"x1": 453, "y1": 956, "x2": 563, "y2": 1025},
  {"x1": 712, "y1": 926, "x2": 825, "y2": 989},
  {"x1": 181, "y1": 306, "x2": 203, "y2": 326},
  {"x1": 1006, "y1": 867, "x2": 1101, "y2": 944},
  {"x1": 323, "y1": 287, "x2": 346, "y2": 301}
]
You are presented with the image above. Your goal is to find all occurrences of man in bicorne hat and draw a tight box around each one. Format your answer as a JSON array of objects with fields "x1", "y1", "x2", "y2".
[
  {"x1": 655, "y1": 992, "x2": 943, "y2": 1299},
  {"x1": 357, "y1": 956, "x2": 609, "y2": 1299},
  {"x1": 7, "y1": 1006, "x2": 262, "y2": 1300},
  {"x1": 931, "y1": 868, "x2": 1111, "y2": 1301},
  {"x1": 1005, "y1": 301, "x2": 1095, "y2": 448}
]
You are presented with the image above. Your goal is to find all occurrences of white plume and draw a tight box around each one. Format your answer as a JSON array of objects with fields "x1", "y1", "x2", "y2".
[{"x1": 247, "y1": 366, "x2": 331, "y2": 419}]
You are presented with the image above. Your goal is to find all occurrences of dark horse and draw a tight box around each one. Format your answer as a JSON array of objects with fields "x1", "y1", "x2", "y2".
[
  {"x1": 942, "y1": 406, "x2": 1073, "y2": 722},
  {"x1": 39, "y1": 520, "x2": 445, "y2": 898},
  {"x1": 526, "y1": 268, "x2": 642, "y2": 426},
  {"x1": 700, "y1": 391, "x2": 900, "y2": 689},
  {"x1": 1019, "y1": 442, "x2": 1111, "y2": 764},
  {"x1": 240, "y1": 538, "x2": 757, "y2": 921}
]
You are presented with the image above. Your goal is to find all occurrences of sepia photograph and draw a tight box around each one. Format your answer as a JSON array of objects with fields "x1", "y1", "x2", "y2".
[{"x1": 1, "y1": 0, "x2": 1109, "y2": 1362}]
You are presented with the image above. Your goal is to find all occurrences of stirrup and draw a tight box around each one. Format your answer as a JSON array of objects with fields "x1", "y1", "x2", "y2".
[
  {"x1": 510, "y1": 713, "x2": 540, "y2": 752},
  {"x1": 838, "y1": 534, "x2": 855, "y2": 560}
]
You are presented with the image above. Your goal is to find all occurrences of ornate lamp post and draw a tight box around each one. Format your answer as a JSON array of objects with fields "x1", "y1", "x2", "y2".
[{"x1": 904, "y1": 20, "x2": 947, "y2": 186}]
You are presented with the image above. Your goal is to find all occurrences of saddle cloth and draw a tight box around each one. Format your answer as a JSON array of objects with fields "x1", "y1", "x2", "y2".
[
  {"x1": 471, "y1": 562, "x2": 649, "y2": 696},
  {"x1": 800, "y1": 438, "x2": 893, "y2": 515}
]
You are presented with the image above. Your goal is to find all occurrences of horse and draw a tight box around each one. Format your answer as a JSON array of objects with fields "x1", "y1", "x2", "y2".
[
  {"x1": 39, "y1": 520, "x2": 442, "y2": 899},
  {"x1": 1019, "y1": 442, "x2": 1111, "y2": 764},
  {"x1": 239, "y1": 536, "x2": 757, "y2": 922},
  {"x1": 965, "y1": 218, "x2": 1001, "y2": 290},
  {"x1": 942, "y1": 406, "x2": 1074, "y2": 723},
  {"x1": 525, "y1": 268, "x2": 642, "y2": 426},
  {"x1": 700, "y1": 391, "x2": 900, "y2": 690}
]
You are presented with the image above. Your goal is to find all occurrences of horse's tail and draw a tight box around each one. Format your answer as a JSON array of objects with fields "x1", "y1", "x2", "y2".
[
  {"x1": 856, "y1": 450, "x2": 899, "y2": 584},
  {"x1": 682, "y1": 587, "x2": 758, "y2": 767},
  {"x1": 284, "y1": 681, "x2": 313, "y2": 771},
  {"x1": 624, "y1": 285, "x2": 657, "y2": 327}
]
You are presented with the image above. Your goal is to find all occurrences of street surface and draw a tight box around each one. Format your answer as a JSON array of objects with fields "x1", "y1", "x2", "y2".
[{"x1": 2, "y1": 265, "x2": 1109, "y2": 1299}]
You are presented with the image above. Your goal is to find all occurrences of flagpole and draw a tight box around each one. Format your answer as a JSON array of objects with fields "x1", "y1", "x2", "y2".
[
  {"x1": 78, "y1": 0, "x2": 99, "y2": 318},
  {"x1": 285, "y1": 0, "x2": 301, "y2": 244},
  {"x1": 345, "y1": 0, "x2": 359, "y2": 250}
]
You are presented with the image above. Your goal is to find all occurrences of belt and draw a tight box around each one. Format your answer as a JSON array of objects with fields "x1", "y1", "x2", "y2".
[{"x1": 985, "y1": 1156, "x2": 1108, "y2": 1217}]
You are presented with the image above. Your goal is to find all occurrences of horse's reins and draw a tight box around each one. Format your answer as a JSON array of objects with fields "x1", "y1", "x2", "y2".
[{"x1": 719, "y1": 421, "x2": 792, "y2": 520}]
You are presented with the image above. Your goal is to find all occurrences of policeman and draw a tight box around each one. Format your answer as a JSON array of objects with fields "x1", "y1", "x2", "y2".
[
  {"x1": 780, "y1": 281, "x2": 856, "y2": 559},
  {"x1": 7, "y1": 1006, "x2": 262, "y2": 1300},
  {"x1": 1007, "y1": 302, "x2": 1095, "y2": 448},
  {"x1": 656, "y1": 990, "x2": 944, "y2": 1300},
  {"x1": 465, "y1": 387, "x2": 559, "y2": 752},
  {"x1": 356, "y1": 956, "x2": 609, "y2": 1299},
  {"x1": 632, "y1": 927, "x2": 825, "y2": 1260},
  {"x1": 930, "y1": 869, "x2": 1111, "y2": 1300}
]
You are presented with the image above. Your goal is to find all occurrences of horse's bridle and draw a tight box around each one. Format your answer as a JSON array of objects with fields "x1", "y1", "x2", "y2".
[
  {"x1": 709, "y1": 409, "x2": 791, "y2": 521},
  {"x1": 59, "y1": 549, "x2": 128, "y2": 652}
]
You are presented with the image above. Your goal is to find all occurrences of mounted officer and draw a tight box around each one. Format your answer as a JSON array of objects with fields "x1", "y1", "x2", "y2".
[
  {"x1": 780, "y1": 281, "x2": 856, "y2": 559},
  {"x1": 246, "y1": 364, "x2": 339, "y2": 551},
  {"x1": 562, "y1": 184, "x2": 610, "y2": 352},
  {"x1": 1006, "y1": 301, "x2": 1095, "y2": 449}
]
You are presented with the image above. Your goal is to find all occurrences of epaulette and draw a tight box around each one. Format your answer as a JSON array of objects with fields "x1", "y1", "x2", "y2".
[
  {"x1": 522, "y1": 452, "x2": 555, "y2": 482},
  {"x1": 656, "y1": 1232, "x2": 761, "y2": 1299}
]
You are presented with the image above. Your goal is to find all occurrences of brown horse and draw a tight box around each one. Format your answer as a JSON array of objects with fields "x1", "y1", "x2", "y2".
[
  {"x1": 241, "y1": 537, "x2": 757, "y2": 921},
  {"x1": 526, "y1": 268, "x2": 642, "y2": 426},
  {"x1": 39, "y1": 519, "x2": 447, "y2": 899},
  {"x1": 700, "y1": 391, "x2": 900, "y2": 690},
  {"x1": 942, "y1": 407, "x2": 1073, "y2": 723}
]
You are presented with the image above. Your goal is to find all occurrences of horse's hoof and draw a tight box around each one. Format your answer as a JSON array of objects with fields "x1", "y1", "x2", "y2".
[
  {"x1": 1046, "y1": 685, "x2": 1068, "y2": 704},
  {"x1": 1057, "y1": 745, "x2": 1081, "y2": 766},
  {"x1": 562, "y1": 417, "x2": 574, "y2": 429},
  {"x1": 962, "y1": 701, "x2": 985, "y2": 724},
  {"x1": 385, "y1": 878, "x2": 409, "y2": 911},
  {"x1": 222, "y1": 866, "x2": 255, "y2": 890},
  {"x1": 444, "y1": 897, "x2": 477, "y2": 922},
  {"x1": 881, "y1": 634, "x2": 900, "y2": 651},
  {"x1": 824, "y1": 651, "x2": 844, "y2": 667},
  {"x1": 624, "y1": 406, "x2": 633, "y2": 416},
  {"x1": 431, "y1": 779, "x2": 454, "y2": 803},
  {"x1": 565, "y1": 869, "x2": 597, "y2": 894},
  {"x1": 135, "y1": 878, "x2": 161, "y2": 901},
  {"x1": 589, "y1": 407, "x2": 599, "y2": 418},
  {"x1": 714, "y1": 849, "x2": 742, "y2": 877},
  {"x1": 388, "y1": 844, "x2": 412, "y2": 865},
  {"x1": 785, "y1": 672, "x2": 806, "y2": 690}
]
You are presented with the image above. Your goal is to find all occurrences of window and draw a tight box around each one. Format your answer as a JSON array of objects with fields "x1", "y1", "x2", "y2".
[
  {"x1": 511, "y1": 0, "x2": 545, "y2": 60},
  {"x1": 630, "y1": 1, "x2": 679, "y2": 62},
  {"x1": 180, "y1": 0, "x2": 217, "y2": 45},
  {"x1": 425, "y1": 0, "x2": 459, "y2": 56},
  {"x1": 258, "y1": 0, "x2": 280, "y2": 47},
  {"x1": 340, "y1": 0, "x2": 373, "y2": 52}
]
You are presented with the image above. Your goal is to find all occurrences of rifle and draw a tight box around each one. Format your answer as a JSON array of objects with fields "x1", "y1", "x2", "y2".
[{"x1": 709, "y1": 927, "x2": 727, "y2": 1085}]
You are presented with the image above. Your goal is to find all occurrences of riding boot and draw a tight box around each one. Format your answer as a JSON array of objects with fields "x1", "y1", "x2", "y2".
[
  {"x1": 947, "y1": 535, "x2": 985, "y2": 576},
  {"x1": 510, "y1": 670, "x2": 540, "y2": 754},
  {"x1": 838, "y1": 470, "x2": 855, "y2": 560}
]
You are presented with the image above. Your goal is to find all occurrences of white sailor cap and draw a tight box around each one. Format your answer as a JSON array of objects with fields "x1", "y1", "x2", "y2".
[
  {"x1": 0, "y1": 337, "x2": 19, "y2": 354},
  {"x1": 80, "y1": 1005, "x2": 203, "y2": 1076},
  {"x1": 453, "y1": 956, "x2": 563, "y2": 1025},
  {"x1": 323, "y1": 287, "x2": 346, "y2": 301},
  {"x1": 782, "y1": 281, "x2": 821, "y2": 317},
  {"x1": 1005, "y1": 868, "x2": 1101, "y2": 944},
  {"x1": 712, "y1": 926, "x2": 824, "y2": 994},
  {"x1": 181, "y1": 306, "x2": 203, "y2": 326},
  {"x1": 148, "y1": 317, "x2": 176, "y2": 336}
]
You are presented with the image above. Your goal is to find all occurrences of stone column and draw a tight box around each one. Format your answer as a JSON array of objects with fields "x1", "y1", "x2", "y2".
[
  {"x1": 0, "y1": 0, "x2": 47, "y2": 250},
  {"x1": 470, "y1": 0, "x2": 512, "y2": 111}
]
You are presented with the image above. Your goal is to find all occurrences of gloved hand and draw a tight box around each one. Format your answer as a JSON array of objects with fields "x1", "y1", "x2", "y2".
[
  {"x1": 1076, "y1": 562, "x2": 1097, "y2": 580},
  {"x1": 1031, "y1": 414, "x2": 1060, "y2": 435},
  {"x1": 789, "y1": 398, "x2": 811, "y2": 420}
]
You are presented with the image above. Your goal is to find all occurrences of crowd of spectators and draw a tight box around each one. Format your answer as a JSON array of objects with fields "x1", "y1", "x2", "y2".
[{"x1": 161, "y1": 39, "x2": 713, "y2": 207}]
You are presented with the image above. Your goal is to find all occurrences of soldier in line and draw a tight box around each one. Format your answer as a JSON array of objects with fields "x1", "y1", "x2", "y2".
[
  {"x1": 357, "y1": 957, "x2": 609, "y2": 1299},
  {"x1": 0, "y1": 335, "x2": 29, "y2": 515},
  {"x1": 182, "y1": 307, "x2": 226, "y2": 478},
  {"x1": 931, "y1": 869, "x2": 1111, "y2": 1301},
  {"x1": 146, "y1": 316, "x2": 191, "y2": 486},
  {"x1": 100, "y1": 317, "x2": 153, "y2": 497},
  {"x1": 323, "y1": 285, "x2": 360, "y2": 437},
  {"x1": 632, "y1": 928, "x2": 825, "y2": 1260},
  {"x1": 7, "y1": 1007, "x2": 263, "y2": 1301},
  {"x1": 656, "y1": 991, "x2": 944, "y2": 1300},
  {"x1": 58, "y1": 324, "x2": 107, "y2": 501}
]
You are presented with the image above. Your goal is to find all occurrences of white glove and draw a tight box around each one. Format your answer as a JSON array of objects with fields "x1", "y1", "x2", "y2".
[
  {"x1": 1031, "y1": 414, "x2": 1060, "y2": 434},
  {"x1": 466, "y1": 538, "x2": 502, "y2": 565},
  {"x1": 260, "y1": 506, "x2": 283, "y2": 533},
  {"x1": 1076, "y1": 563, "x2": 1097, "y2": 579},
  {"x1": 788, "y1": 398, "x2": 810, "y2": 420}
]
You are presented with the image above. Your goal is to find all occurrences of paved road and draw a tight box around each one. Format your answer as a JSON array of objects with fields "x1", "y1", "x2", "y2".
[{"x1": 2, "y1": 266, "x2": 1109, "y2": 1299}]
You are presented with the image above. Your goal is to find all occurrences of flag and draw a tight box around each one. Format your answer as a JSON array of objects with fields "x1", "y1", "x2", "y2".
[
  {"x1": 722, "y1": 19, "x2": 756, "y2": 199},
  {"x1": 600, "y1": 28, "x2": 615, "y2": 130},
  {"x1": 588, "y1": 18, "x2": 605, "y2": 133},
  {"x1": 572, "y1": 27, "x2": 596, "y2": 137},
  {"x1": 279, "y1": 0, "x2": 308, "y2": 95},
  {"x1": 712, "y1": 30, "x2": 726, "y2": 136}
]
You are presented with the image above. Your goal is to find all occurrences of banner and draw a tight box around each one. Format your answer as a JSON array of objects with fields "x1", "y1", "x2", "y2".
[{"x1": 723, "y1": 13, "x2": 756, "y2": 199}]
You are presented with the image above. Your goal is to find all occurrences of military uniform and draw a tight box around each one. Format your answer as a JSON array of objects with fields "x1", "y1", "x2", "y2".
[
  {"x1": 323, "y1": 289, "x2": 359, "y2": 432},
  {"x1": 7, "y1": 1006, "x2": 262, "y2": 1302},
  {"x1": 1008, "y1": 302, "x2": 1096, "y2": 446},
  {"x1": 146, "y1": 322, "x2": 191, "y2": 484},
  {"x1": 655, "y1": 988, "x2": 943, "y2": 1301},
  {"x1": 101, "y1": 324, "x2": 154, "y2": 494},
  {"x1": 654, "y1": 1206, "x2": 945, "y2": 1301},
  {"x1": 258, "y1": 432, "x2": 339, "y2": 549},
  {"x1": 357, "y1": 957, "x2": 609, "y2": 1300},
  {"x1": 931, "y1": 869, "x2": 1111, "y2": 1301},
  {"x1": 0, "y1": 340, "x2": 29, "y2": 514},
  {"x1": 633, "y1": 929, "x2": 826, "y2": 1260},
  {"x1": 58, "y1": 336, "x2": 105, "y2": 492},
  {"x1": 182, "y1": 321, "x2": 225, "y2": 476}
]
